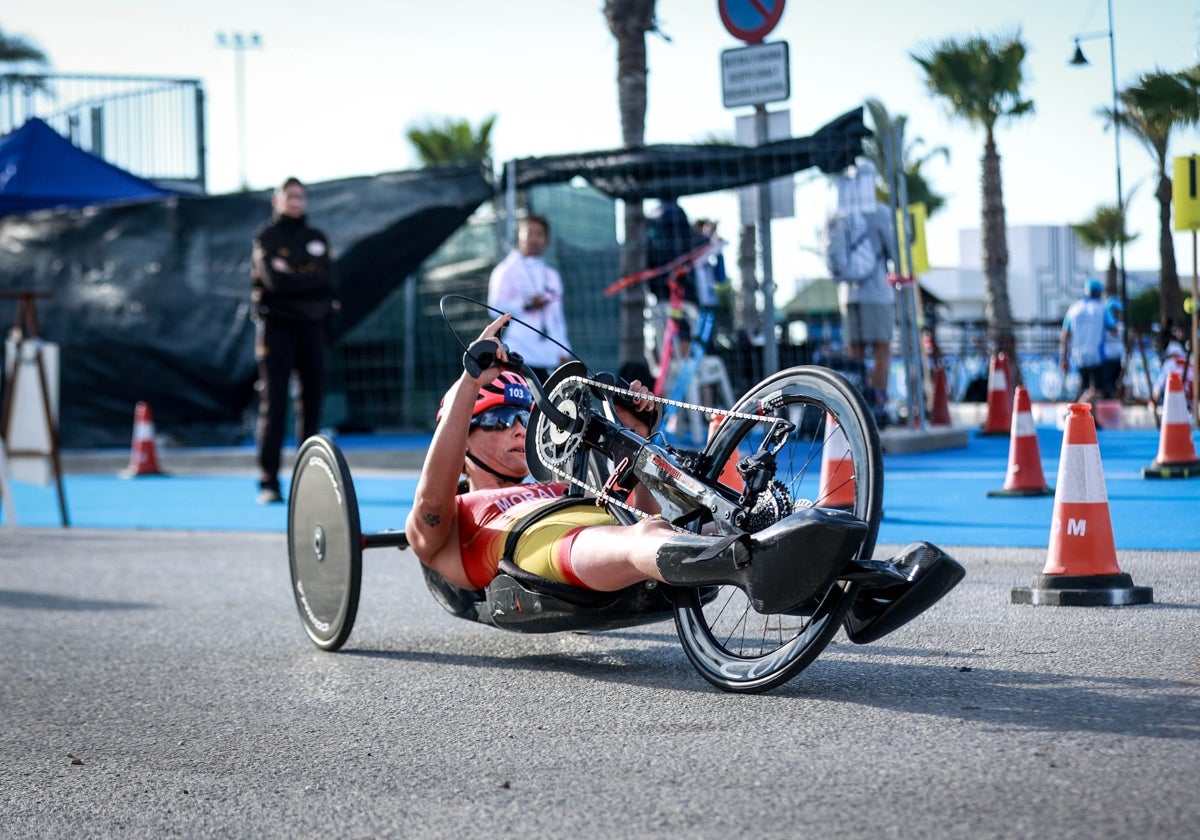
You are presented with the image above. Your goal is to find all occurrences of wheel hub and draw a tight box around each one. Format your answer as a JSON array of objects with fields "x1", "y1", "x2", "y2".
[{"x1": 312, "y1": 525, "x2": 326, "y2": 563}]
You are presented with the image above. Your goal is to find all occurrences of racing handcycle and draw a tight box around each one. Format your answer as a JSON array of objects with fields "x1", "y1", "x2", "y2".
[{"x1": 287, "y1": 302, "x2": 964, "y2": 693}]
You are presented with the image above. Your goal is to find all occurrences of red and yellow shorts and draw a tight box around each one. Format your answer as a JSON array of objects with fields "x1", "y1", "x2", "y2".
[{"x1": 511, "y1": 504, "x2": 617, "y2": 586}]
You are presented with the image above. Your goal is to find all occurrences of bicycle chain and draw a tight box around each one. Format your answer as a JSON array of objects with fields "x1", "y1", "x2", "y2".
[{"x1": 538, "y1": 375, "x2": 780, "y2": 521}]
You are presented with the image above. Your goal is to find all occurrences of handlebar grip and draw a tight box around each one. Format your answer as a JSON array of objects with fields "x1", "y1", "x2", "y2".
[{"x1": 465, "y1": 338, "x2": 526, "y2": 378}]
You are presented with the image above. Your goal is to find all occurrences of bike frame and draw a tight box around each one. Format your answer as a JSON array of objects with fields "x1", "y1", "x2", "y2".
[{"x1": 523, "y1": 359, "x2": 793, "y2": 535}]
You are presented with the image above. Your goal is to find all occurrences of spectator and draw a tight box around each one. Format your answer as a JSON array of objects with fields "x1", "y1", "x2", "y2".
[
  {"x1": 1101, "y1": 296, "x2": 1126, "y2": 400},
  {"x1": 1060, "y1": 278, "x2": 1113, "y2": 403},
  {"x1": 1152, "y1": 328, "x2": 1194, "y2": 408},
  {"x1": 832, "y1": 159, "x2": 897, "y2": 419},
  {"x1": 646, "y1": 201, "x2": 702, "y2": 305},
  {"x1": 487, "y1": 214, "x2": 570, "y2": 382},
  {"x1": 645, "y1": 201, "x2": 709, "y2": 375},
  {"x1": 691, "y1": 218, "x2": 726, "y2": 316},
  {"x1": 251, "y1": 177, "x2": 338, "y2": 505}
]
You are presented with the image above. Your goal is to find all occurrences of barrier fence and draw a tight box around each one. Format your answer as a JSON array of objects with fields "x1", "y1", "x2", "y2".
[{"x1": 1, "y1": 72, "x2": 206, "y2": 193}]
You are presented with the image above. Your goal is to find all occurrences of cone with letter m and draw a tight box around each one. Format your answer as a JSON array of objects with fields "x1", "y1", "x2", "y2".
[{"x1": 1012, "y1": 403, "x2": 1152, "y2": 606}]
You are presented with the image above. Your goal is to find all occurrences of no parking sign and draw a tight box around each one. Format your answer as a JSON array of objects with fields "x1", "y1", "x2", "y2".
[{"x1": 718, "y1": 0, "x2": 786, "y2": 43}]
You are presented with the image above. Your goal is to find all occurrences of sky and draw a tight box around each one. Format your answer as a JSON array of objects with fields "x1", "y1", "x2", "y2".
[{"x1": 5, "y1": 0, "x2": 1200, "y2": 295}]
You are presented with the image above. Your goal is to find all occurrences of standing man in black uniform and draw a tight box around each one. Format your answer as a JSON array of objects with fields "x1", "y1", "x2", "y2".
[{"x1": 251, "y1": 177, "x2": 337, "y2": 504}]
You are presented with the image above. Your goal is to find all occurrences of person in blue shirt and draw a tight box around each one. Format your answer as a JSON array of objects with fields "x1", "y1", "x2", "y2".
[
  {"x1": 1100, "y1": 296, "x2": 1126, "y2": 399},
  {"x1": 1060, "y1": 278, "x2": 1117, "y2": 402}
]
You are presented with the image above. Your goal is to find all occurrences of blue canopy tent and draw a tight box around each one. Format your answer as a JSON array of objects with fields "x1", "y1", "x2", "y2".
[{"x1": 0, "y1": 118, "x2": 173, "y2": 216}]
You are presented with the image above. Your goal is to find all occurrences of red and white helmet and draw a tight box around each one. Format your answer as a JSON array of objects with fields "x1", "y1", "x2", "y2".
[{"x1": 436, "y1": 371, "x2": 533, "y2": 422}]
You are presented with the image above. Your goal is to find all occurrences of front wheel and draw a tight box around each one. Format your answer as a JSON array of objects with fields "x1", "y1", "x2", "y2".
[
  {"x1": 288, "y1": 435, "x2": 363, "y2": 651},
  {"x1": 673, "y1": 366, "x2": 883, "y2": 693}
]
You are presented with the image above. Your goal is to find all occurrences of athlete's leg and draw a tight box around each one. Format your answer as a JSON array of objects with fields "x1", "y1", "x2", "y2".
[
  {"x1": 563, "y1": 509, "x2": 865, "y2": 613},
  {"x1": 561, "y1": 518, "x2": 676, "y2": 590}
]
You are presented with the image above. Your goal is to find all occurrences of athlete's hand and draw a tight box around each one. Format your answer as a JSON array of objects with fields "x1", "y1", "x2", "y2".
[
  {"x1": 616, "y1": 379, "x2": 659, "y2": 437},
  {"x1": 463, "y1": 313, "x2": 512, "y2": 381}
]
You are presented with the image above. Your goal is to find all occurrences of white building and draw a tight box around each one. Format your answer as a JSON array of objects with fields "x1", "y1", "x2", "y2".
[{"x1": 920, "y1": 224, "x2": 1093, "y2": 323}]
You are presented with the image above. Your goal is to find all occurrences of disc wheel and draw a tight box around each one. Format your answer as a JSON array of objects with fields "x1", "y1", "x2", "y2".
[
  {"x1": 288, "y1": 435, "x2": 362, "y2": 651},
  {"x1": 673, "y1": 366, "x2": 883, "y2": 693}
]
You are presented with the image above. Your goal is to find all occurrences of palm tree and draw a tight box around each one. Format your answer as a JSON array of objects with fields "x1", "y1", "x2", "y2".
[
  {"x1": 1103, "y1": 66, "x2": 1200, "y2": 333},
  {"x1": 604, "y1": 0, "x2": 658, "y2": 367},
  {"x1": 405, "y1": 114, "x2": 496, "y2": 165},
  {"x1": 861, "y1": 98, "x2": 950, "y2": 219},
  {"x1": 0, "y1": 26, "x2": 50, "y2": 98},
  {"x1": 1074, "y1": 202, "x2": 1138, "y2": 297},
  {"x1": 912, "y1": 31, "x2": 1033, "y2": 370}
]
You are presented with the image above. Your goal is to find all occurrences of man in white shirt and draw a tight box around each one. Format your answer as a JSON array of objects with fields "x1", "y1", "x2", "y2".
[{"x1": 487, "y1": 214, "x2": 571, "y2": 382}]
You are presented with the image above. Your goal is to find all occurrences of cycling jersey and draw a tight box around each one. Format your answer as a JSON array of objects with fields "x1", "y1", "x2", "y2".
[{"x1": 456, "y1": 482, "x2": 570, "y2": 589}]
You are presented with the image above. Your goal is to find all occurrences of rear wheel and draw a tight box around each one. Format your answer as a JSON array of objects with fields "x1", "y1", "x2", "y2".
[
  {"x1": 673, "y1": 366, "x2": 883, "y2": 693},
  {"x1": 288, "y1": 435, "x2": 362, "y2": 651}
]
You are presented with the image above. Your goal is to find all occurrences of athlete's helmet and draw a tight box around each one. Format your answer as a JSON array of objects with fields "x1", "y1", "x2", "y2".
[{"x1": 436, "y1": 370, "x2": 533, "y2": 422}]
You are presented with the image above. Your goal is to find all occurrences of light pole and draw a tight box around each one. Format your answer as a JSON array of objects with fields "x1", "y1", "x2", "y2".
[
  {"x1": 1070, "y1": 0, "x2": 1126, "y2": 321},
  {"x1": 216, "y1": 31, "x2": 262, "y2": 191}
]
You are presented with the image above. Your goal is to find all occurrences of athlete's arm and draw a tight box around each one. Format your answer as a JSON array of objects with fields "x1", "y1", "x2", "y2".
[{"x1": 405, "y1": 314, "x2": 512, "y2": 561}]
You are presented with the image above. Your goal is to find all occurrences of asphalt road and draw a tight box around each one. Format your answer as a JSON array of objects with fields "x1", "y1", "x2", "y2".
[{"x1": 1, "y1": 529, "x2": 1198, "y2": 839}]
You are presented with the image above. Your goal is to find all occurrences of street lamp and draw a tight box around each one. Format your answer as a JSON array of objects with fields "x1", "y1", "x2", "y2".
[
  {"x1": 1069, "y1": 0, "x2": 1126, "y2": 321},
  {"x1": 216, "y1": 31, "x2": 262, "y2": 191}
]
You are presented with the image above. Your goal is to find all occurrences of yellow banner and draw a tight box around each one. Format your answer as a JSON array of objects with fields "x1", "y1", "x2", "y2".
[
  {"x1": 1172, "y1": 155, "x2": 1200, "y2": 231},
  {"x1": 896, "y1": 203, "x2": 930, "y2": 276}
]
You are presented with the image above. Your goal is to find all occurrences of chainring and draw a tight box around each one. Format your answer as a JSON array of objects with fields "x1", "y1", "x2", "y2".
[{"x1": 526, "y1": 361, "x2": 592, "y2": 483}]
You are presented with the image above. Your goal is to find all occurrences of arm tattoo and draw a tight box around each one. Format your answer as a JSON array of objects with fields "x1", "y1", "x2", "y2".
[{"x1": 421, "y1": 512, "x2": 441, "y2": 528}]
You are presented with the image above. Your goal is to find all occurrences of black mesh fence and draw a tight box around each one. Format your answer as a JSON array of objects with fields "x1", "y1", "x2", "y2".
[{"x1": 325, "y1": 107, "x2": 872, "y2": 435}]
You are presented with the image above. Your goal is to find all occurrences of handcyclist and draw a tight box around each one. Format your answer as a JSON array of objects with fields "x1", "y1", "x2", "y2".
[{"x1": 403, "y1": 313, "x2": 856, "y2": 613}]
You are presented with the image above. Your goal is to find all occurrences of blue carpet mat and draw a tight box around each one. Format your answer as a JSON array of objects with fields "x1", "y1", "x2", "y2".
[{"x1": 5, "y1": 428, "x2": 1198, "y2": 551}]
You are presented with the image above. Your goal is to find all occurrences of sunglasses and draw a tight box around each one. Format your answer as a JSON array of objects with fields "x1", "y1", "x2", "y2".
[{"x1": 470, "y1": 405, "x2": 530, "y2": 432}]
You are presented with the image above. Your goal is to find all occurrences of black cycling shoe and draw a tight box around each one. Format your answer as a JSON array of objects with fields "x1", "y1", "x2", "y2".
[
  {"x1": 842, "y1": 542, "x2": 966, "y2": 644},
  {"x1": 656, "y1": 507, "x2": 867, "y2": 614}
]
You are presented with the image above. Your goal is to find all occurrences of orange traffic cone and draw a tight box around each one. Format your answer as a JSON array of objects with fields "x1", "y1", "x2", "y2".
[
  {"x1": 818, "y1": 414, "x2": 855, "y2": 510},
  {"x1": 978, "y1": 353, "x2": 1011, "y2": 436},
  {"x1": 120, "y1": 401, "x2": 166, "y2": 478},
  {"x1": 929, "y1": 365, "x2": 952, "y2": 426},
  {"x1": 1141, "y1": 370, "x2": 1200, "y2": 478},
  {"x1": 1011, "y1": 403, "x2": 1152, "y2": 606},
  {"x1": 988, "y1": 386, "x2": 1053, "y2": 497},
  {"x1": 708, "y1": 415, "x2": 744, "y2": 492}
]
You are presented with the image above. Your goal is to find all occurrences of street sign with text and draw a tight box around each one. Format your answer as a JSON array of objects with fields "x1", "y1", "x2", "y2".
[{"x1": 721, "y1": 41, "x2": 789, "y2": 108}]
